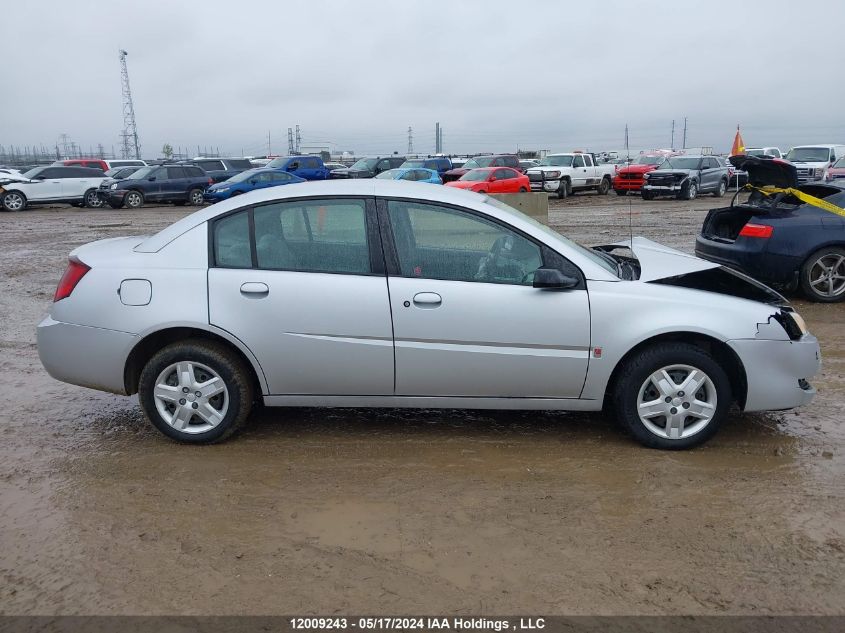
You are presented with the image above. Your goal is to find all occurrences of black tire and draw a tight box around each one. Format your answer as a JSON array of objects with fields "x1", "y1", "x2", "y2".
[
  {"x1": 83, "y1": 188, "x2": 104, "y2": 208},
  {"x1": 2, "y1": 190, "x2": 27, "y2": 212},
  {"x1": 557, "y1": 178, "x2": 570, "y2": 199},
  {"x1": 615, "y1": 189, "x2": 628, "y2": 196},
  {"x1": 713, "y1": 179, "x2": 727, "y2": 198},
  {"x1": 799, "y1": 246, "x2": 845, "y2": 303},
  {"x1": 518, "y1": 187, "x2": 527, "y2": 193},
  {"x1": 108, "y1": 201, "x2": 124, "y2": 209},
  {"x1": 679, "y1": 180, "x2": 698, "y2": 200},
  {"x1": 598, "y1": 177, "x2": 611, "y2": 195},
  {"x1": 124, "y1": 190, "x2": 144, "y2": 209},
  {"x1": 641, "y1": 190, "x2": 655, "y2": 201},
  {"x1": 188, "y1": 188, "x2": 204, "y2": 206},
  {"x1": 138, "y1": 339, "x2": 254, "y2": 444},
  {"x1": 612, "y1": 342, "x2": 731, "y2": 450}
]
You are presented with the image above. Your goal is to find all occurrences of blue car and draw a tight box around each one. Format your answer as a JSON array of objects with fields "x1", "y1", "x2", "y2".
[
  {"x1": 374, "y1": 167, "x2": 442, "y2": 184},
  {"x1": 204, "y1": 168, "x2": 305, "y2": 201},
  {"x1": 264, "y1": 155, "x2": 330, "y2": 180},
  {"x1": 696, "y1": 154, "x2": 845, "y2": 302}
]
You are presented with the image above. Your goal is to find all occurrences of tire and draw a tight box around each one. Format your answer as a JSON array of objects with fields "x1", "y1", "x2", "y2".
[
  {"x1": 799, "y1": 246, "x2": 845, "y2": 302},
  {"x1": 83, "y1": 189, "x2": 104, "y2": 208},
  {"x1": 124, "y1": 190, "x2": 144, "y2": 209},
  {"x1": 598, "y1": 177, "x2": 611, "y2": 195},
  {"x1": 138, "y1": 339, "x2": 254, "y2": 444},
  {"x1": 108, "y1": 202, "x2": 124, "y2": 209},
  {"x1": 612, "y1": 342, "x2": 731, "y2": 450},
  {"x1": 518, "y1": 187, "x2": 527, "y2": 193},
  {"x1": 188, "y1": 188, "x2": 204, "y2": 206},
  {"x1": 713, "y1": 179, "x2": 727, "y2": 198},
  {"x1": 641, "y1": 190, "x2": 655, "y2": 201},
  {"x1": 557, "y1": 179, "x2": 570, "y2": 199},
  {"x1": 2, "y1": 191, "x2": 27, "y2": 212},
  {"x1": 615, "y1": 189, "x2": 628, "y2": 196},
  {"x1": 679, "y1": 180, "x2": 698, "y2": 200}
]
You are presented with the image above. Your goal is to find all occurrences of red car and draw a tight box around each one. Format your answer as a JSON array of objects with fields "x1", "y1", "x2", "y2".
[
  {"x1": 825, "y1": 156, "x2": 845, "y2": 183},
  {"x1": 612, "y1": 153, "x2": 674, "y2": 195},
  {"x1": 444, "y1": 167, "x2": 530, "y2": 194}
]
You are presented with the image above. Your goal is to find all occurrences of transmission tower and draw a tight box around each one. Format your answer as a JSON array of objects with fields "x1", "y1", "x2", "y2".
[
  {"x1": 287, "y1": 128, "x2": 294, "y2": 155},
  {"x1": 407, "y1": 126, "x2": 414, "y2": 155},
  {"x1": 295, "y1": 125, "x2": 301, "y2": 154},
  {"x1": 118, "y1": 50, "x2": 141, "y2": 159}
]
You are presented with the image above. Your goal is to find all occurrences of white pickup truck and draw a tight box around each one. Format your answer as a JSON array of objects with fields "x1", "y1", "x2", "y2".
[{"x1": 526, "y1": 152, "x2": 616, "y2": 198}]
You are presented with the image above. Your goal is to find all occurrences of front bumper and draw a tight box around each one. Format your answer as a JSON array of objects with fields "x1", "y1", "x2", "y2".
[
  {"x1": 642, "y1": 183, "x2": 683, "y2": 193},
  {"x1": 613, "y1": 177, "x2": 644, "y2": 191},
  {"x1": 98, "y1": 189, "x2": 128, "y2": 203},
  {"x1": 204, "y1": 190, "x2": 230, "y2": 201},
  {"x1": 729, "y1": 334, "x2": 821, "y2": 411},
  {"x1": 37, "y1": 315, "x2": 137, "y2": 395},
  {"x1": 528, "y1": 176, "x2": 562, "y2": 193}
]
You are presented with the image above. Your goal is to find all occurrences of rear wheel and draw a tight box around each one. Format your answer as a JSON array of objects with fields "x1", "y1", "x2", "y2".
[
  {"x1": 615, "y1": 189, "x2": 628, "y2": 196},
  {"x1": 124, "y1": 190, "x2": 144, "y2": 209},
  {"x1": 713, "y1": 179, "x2": 727, "y2": 198},
  {"x1": 800, "y1": 247, "x2": 845, "y2": 302},
  {"x1": 2, "y1": 191, "x2": 27, "y2": 212},
  {"x1": 612, "y1": 342, "x2": 730, "y2": 449},
  {"x1": 138, "y1": 340, "x2": 254, "y2": 444},
  {"x1": 83, "y1": 189, "x2": 103, "y2": 208},
  {"x1": 188, "y1": 188, "x2": 204, "y2": 206},
  {"x1": 598, "y1": 177, "x2": 611, "y2": 195}
]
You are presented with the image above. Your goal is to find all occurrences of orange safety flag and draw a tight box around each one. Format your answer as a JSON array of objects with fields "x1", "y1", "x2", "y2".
[{"x1": 730, "y1": 127, "x2": 745, "y2": 156}]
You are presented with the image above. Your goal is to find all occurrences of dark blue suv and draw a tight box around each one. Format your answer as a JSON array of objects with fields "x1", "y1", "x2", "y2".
[
  {"x1": 189, "y1": 158, "x2": 254, "y2": 183},
  {"x1": 400, "y1": 156, "x2": 453, "y2": 175},
  {"x1": 99, "y1": 164, "x2": 212, "y2": 209},
  {"x1": 264, "y1": 155, "x2": 330, "y2": 180}
]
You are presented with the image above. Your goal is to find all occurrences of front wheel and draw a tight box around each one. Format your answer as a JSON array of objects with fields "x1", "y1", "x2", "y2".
[
  {"x1": 188, "y1": 188, "x2": 205, "y2": 206},
  {"x1": 679, "y1": 180, "x2": 698, "y2": 200},
  {"x1": 615, "y1": 189, "x2": 628, "y2": 196},
  {"x1": 2, "y1": 191, "x2": 27, "y2": 212},
  {"x1": 612, "y1": 342, "x2": 731, "y2": 449},
  {"x1": 518, "y1": 187, "x2": 527, "y2": 193},
  {"x1": 641, "y1": 190, "x2": 655, "y2": 201},
  {"x1": 598, "y1": 177, "x2": 611, "y2": 195},
  {"x1": 124, "y1": 190, "x2": 144, "y2": 209},
  {"x1": 800, "y1": 246, "x2": 845, "y2": 302},
  {"x1": 557, "y1": 179, "x2": 570, "y2": 199},
  {"x1": 138, "y1": 340, "x2": 254, "y2": 443}
]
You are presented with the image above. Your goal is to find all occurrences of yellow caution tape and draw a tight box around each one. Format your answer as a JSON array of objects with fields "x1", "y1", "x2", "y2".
[{"x1": 745, "y1": 184, "x2": 845, "y2": 218}]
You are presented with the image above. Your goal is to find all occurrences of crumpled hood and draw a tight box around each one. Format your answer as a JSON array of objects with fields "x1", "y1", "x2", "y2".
[
  {"x1": 596, "y1": 236, "x2": 718, "y2": 282},
  {"x1": 647, "y1": 169, "x2": 693, "y2": 177}
]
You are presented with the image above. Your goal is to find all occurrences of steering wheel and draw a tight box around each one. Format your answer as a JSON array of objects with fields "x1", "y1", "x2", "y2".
[{"x1": 475, "y1": 236, "x2": 525, "y2": 282}]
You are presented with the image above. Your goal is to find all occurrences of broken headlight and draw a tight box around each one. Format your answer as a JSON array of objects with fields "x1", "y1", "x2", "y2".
[{"x1": 775, "y1": 310, "x2": 808, "y2": 340}]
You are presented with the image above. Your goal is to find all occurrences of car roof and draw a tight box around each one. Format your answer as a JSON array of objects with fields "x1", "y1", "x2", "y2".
[{"x1": 133, "y1": 179, "x2": 618, "y2": 281}]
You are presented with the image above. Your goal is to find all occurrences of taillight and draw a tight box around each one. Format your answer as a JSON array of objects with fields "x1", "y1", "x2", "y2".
[
  {"x1": 54, "y1": 258, "x2": 90, "y2": 302},
  {"x1": 739, "y1": 223, "x2": 774, "y2": 239}
]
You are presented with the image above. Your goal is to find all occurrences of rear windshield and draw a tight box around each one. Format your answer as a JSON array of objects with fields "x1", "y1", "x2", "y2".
[{"x1": 462, "y1": 157, "x2": 495, "y2": 169}]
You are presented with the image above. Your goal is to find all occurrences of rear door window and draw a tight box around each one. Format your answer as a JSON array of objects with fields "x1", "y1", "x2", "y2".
[
  {"x1": 213, "y1": 211, "x2": 252, "y2": 268},
  {"x1": 197, "y1": 160, "x2": 225, "y2": 172},
  {"x1": 228, "y1": 159, "x2": 253, "y2": 170},
  {"x1": 167, "y1": 167, "x2": 187, "y2": 179}
]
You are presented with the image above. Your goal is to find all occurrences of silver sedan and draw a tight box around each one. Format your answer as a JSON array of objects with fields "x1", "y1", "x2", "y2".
[{"x1": 37, "y1": 180, "x2": 821, "y2": 449}]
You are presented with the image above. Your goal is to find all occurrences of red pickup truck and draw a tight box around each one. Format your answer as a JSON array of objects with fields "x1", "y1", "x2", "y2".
[{"x1": 612, "y1": 153, "x2": 676, "y2": 195}]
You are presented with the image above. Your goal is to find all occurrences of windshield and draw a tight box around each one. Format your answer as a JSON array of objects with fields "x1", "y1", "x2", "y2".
[
  {"x1": 634, "y1": 155, "x2": 666, "y2": 166},
  {"x1": 658, "y1": 157, "x2": 702, "y2": 170},
  {"x1": 106, "y1": 167, "x2": 141, "y2": 178},
  {"x1": 375, "y1": 169, "x2": 402, "y2": 179},
  {"x1": 127, "y1": 167, "x2": 155, "y2": 180},
  {"x1": 786, "y1": 147, "x2": 832, "y2": 163},
  {"x1": 265, "y1": 157, "x2": 291, "y2": 169},
  {"x1": 21, "y1": 167, "x2": 45, "y2": 179},
  {"x1": 401, "y1": 160, "x2": 425, "y2": 168},
  {"x1": 482, "y1": 197, "x2": 619, "y2": 277},
  {"x1": 350, "y1": 158, "x2": 378, "y2": 170},
  {"x1": 538, "y1": 155, "x2": 574, "y2": 167},
  {"x1": 459, "y1": 169, "x2": 491, "y2": 182},
  {"x1": 461, "y1": 157, "x2": 495, "y2": 170},
  {"x1": 225, "y1": 168, "x2": 264, "y2": 183},
  {"x1": 745, "y1": 149, "x2": 766, "y2": 157}
]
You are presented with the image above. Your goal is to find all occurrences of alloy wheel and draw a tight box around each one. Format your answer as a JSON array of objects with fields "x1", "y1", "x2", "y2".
[
  {"x1": 85, "y1": 191, "x2": 103, "y2": 208},
  {"x1": 126, "y1": 192, "x2": 142, "y2": 208},
  {"x1": 190, "y1": 190, "x2": 204, "y2": 205},
  {"x1": 152, "y1": 361, "x2": 229, "y2": 434},
  {"x1": 637, "y1": 364, "x2": 717, "y2": 440},
  {"x1": 809, "y1": 254, "x2": 845, "y2": 298},
  {"x1": 4, "y1": 193, "x2": 25, "y2": 211}
]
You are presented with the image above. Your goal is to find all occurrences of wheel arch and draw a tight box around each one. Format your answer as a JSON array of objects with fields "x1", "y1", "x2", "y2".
[
  {"x1": 124, "y1": 325, "x2": 267, "y2": 396},
  {"x1": 603, "y1": 331, "x2": 748, "y2": 409}
]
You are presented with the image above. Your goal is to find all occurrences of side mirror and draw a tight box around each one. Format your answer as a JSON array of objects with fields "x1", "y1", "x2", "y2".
[
  {"x1": 148, "y1": 176, "x2": 156, "y2": 181},
  {"x1": 35, "y1": 175, "x2": 46, "y2": 180},
  {"x1": 533, "y1": 268, "x2": 579, "y2": 290},
  {"x1": 489, "y1": 176, "x2": 497, "y2": 181},
  {"x1": 700, "y1": 165, "x2": 709, "y2": 170}
]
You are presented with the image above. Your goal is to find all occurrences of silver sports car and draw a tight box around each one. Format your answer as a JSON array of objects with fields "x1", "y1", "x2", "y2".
[{"x1": 37, "y1": 180, "x2": 820, "y2": 449}]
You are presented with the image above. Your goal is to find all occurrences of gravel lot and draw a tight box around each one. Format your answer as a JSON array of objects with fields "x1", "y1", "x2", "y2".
[{"x1": 1, "y1": 191, "x2": 843, "y2": 615}]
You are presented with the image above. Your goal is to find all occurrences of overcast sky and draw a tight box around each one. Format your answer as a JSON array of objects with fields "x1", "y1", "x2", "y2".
[{"x1": 2, "y1": 0, "x2": 843, "y2": 158}]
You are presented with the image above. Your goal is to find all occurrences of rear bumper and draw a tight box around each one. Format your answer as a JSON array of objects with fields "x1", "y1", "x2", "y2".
[
  {"x1": 37, "y1": 316, "x2": 136, "y2": 395},
  {"x1": 694, "y1": 235, "x2": 800, "y2": 285},
  {"x1": 729, "y1": 335, "x2": 821, "y2": 411}
]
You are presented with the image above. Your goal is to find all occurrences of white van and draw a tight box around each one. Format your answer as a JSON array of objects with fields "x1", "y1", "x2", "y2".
[{"x1": 783, "y1": 144, "x2": 845, "y2": 182}]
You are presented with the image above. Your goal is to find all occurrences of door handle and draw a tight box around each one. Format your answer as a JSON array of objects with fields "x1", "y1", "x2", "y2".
[
  {"x1": 412, "y1": 292, "x2": 442, "y2": 308},
  {"x1": 240, "y1": 282, "x2": 269, "y2": 297}
]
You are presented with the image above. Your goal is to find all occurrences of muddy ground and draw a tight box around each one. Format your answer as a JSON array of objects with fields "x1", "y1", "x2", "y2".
[{"x1": 0, "y1": 192, "x2": 843, "y2": 615}]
